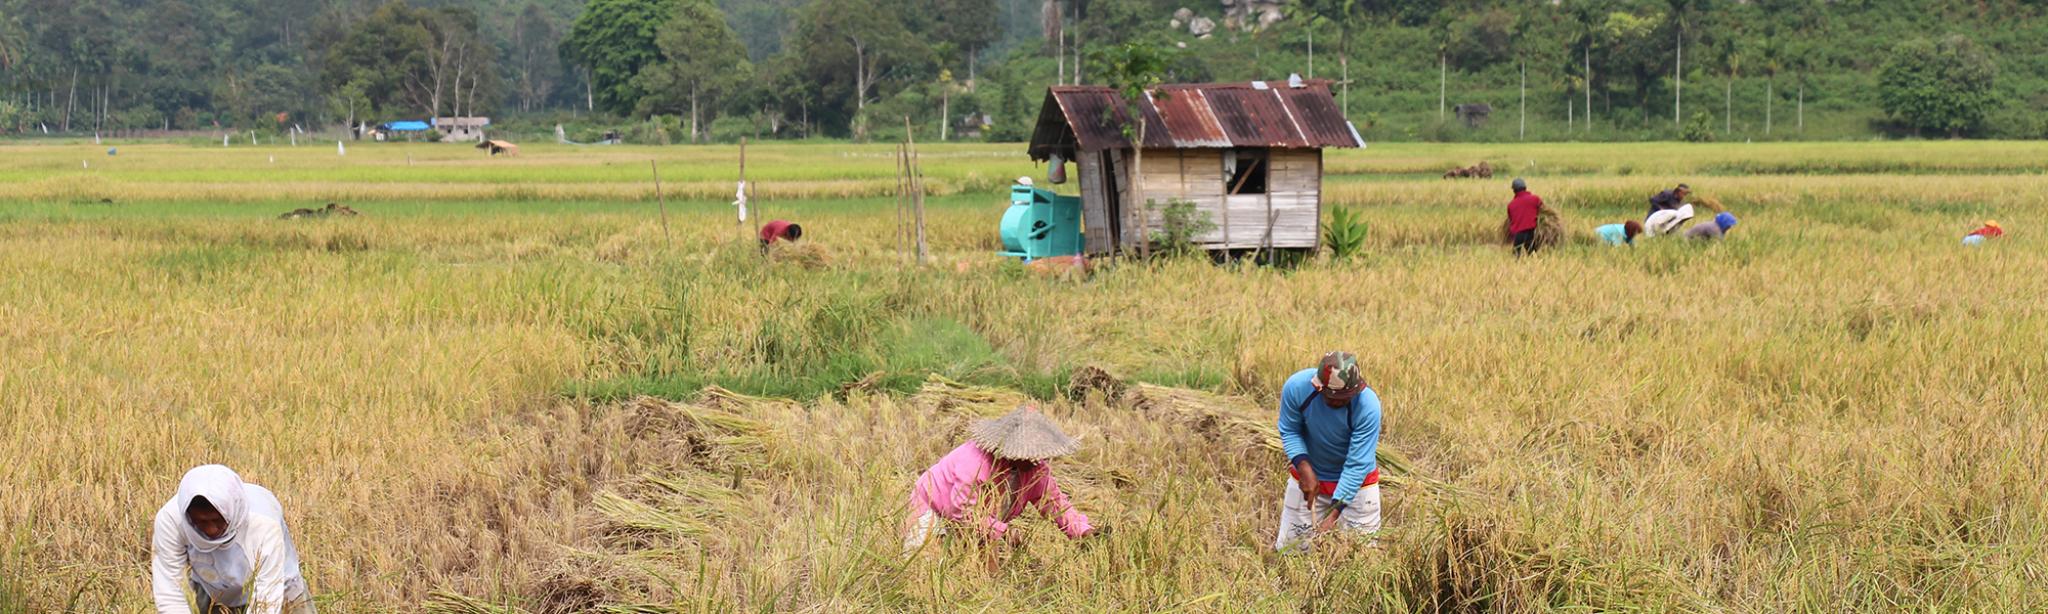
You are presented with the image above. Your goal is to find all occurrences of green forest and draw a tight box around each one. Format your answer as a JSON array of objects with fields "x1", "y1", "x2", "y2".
[{"x1": 1, "y1": 0, "x2": 2043, "y2": 142}]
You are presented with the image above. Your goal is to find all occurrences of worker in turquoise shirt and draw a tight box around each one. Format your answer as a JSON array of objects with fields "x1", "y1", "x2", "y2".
[
  {"x1": 1596, "y1": 220, "x2": 1644, "y2": 246},
  {"x1": 1274, "y1": 351, "x2": 1383, "y2": 551}
]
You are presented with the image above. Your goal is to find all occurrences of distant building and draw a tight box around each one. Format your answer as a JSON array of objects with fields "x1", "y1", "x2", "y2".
[
  {"x1": 372, "y1": 120, "x2": 432, "y2": 142},
  {"x1": 1026, "y1": 79, "x2": 1364, "y2": 256},
  {"x1": 434, "y1": 117, "x2": 490, "y2": 142},
  {"x1": 957, "y1": 113, "x2": 993, "y2": 140},
  {"x1": 1455, "y1": 104, "x2": 1492, "y2": 128},
  {"x1": 476, "y1": 139, "x2": 519, "y2": 156}
]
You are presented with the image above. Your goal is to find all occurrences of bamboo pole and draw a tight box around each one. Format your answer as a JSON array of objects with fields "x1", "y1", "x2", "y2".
[
  {"x1": 650, "y1": 160, "x2": 673, "y2": 249},
  {"x1": 743, "y1": 137, "x2": 758, "y2": 244},
  {"x1": 895, "y1": 143, "x2": 908, "y2": 266},
  {"x1": 905, "y1": 117, "x2": 929, "y2": 266}
]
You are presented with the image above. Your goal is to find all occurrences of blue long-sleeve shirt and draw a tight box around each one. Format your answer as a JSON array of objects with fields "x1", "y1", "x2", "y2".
[{"x1": 1276, "y1": 368, "x2": 1382, "y2": 504}]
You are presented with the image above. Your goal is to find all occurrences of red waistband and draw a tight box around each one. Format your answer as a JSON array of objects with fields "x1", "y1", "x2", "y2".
[{"x1": 1290, "y1": 466, "x2": 1379, "y2": 496}]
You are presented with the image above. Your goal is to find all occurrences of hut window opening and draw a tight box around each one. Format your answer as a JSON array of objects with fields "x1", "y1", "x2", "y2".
[{"x1": 1226, "y1": 148, "x2": 1269, "y2": 195}]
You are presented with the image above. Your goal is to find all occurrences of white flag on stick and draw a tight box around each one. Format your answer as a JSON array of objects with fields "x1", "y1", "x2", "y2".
[{"x1": 733, "y1": 180, "x2": 749, "y2": 223}]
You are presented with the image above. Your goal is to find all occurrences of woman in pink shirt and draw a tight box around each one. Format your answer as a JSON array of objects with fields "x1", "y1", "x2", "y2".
[{"x1": 904, "y1": 407, "x2": 1096, "y2": 550}]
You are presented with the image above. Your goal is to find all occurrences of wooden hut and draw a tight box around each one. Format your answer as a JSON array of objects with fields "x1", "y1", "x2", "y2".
[
  {"x1": 477, "y1": 139, "x2": 519, "y2": 156},
  {"x1": 1026, "y1": 79, "x2": 1364, "y2": 255}
]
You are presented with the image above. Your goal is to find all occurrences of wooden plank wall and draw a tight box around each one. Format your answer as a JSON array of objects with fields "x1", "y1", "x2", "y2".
[
  {"x1": 1077, "y1": 152, "x2": 1112, "y2": 255},
  {"x1": 1258, "y1": 148, "x2": 1321, "y2": 250},
  {"x1": 1129, "y1": 147, "x2": 1320, "y2": 250}
]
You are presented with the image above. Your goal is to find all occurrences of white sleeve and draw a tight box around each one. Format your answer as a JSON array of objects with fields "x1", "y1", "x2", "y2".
[
  {"x1": 150, "y1": 507, "x2": 193, "y2": 614},
  {"x1": 244, "y1": 516, "x2": 297, "y2": 614}
]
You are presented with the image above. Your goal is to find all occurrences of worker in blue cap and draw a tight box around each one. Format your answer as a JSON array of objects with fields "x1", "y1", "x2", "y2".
[{"x1": 1685, "y1": 212, "x2": 1739, "y2": 240}]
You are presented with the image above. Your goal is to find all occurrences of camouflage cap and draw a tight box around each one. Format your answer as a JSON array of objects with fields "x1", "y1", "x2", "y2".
[{"x1": 1317, "y1": 351, "x2": 1365, "y2": 395}]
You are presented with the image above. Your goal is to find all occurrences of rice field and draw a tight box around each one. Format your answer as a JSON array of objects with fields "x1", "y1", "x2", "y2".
[{"x1": 3, "y1": 139, "x2": 2046, "y2": 612}]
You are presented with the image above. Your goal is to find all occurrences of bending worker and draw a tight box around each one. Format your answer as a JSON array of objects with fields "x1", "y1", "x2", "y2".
[
  {"x1": 758, "y1": 219, "x2": 804, "y2": 248},
  {"x1": 1963, "y1": 220, "x2": 2003, "y2": 246},
  {"x1": 152, "y1": 465, "x2": 314, "y2": 613},
  {"x1": 1596, "y1": 220, "x2": 1645, "y2": 246},
  {"x1": 904, "y1": 406, "x2": 1096, "y2": 551},
  {"x1": 1685, "y1": 212, "x2": 1739, "y2": 241},
  {"x1": 1275, "y1": 351, "x2": 1384, "y2": 551}
]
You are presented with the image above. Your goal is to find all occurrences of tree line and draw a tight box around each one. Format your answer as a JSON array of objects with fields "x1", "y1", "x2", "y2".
[{"x1": 0, "y1": 0, "x2": 2038, "y2": 140}]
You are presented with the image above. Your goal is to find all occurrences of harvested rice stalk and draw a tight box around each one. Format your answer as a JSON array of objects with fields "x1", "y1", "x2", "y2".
[
  {"x1": 1123, "y1": 384, "x2": 1451, "y2": 493},
  {"x1": 694, "y1": 386, "x2": 799, "y2": 414},
  {"x1": 593, "y1": 491, "x2": 714, "y2": 538},
  {"x1": 1125, "y1": 384, "x2": 1280, "y2": 454},
  {"x1": 422, "y1": 590, "x2": 533, "y2": 614},
  {"x1": 910, "y1": 374, "x2": 1028, "y2": 417}
]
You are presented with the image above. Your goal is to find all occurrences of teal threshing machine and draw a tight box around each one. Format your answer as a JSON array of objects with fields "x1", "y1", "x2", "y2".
[{"x1": 997, "y1": 183, "x2": 1083, "y2": 261}]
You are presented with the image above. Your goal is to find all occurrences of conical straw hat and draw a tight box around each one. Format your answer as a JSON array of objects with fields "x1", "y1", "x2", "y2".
[{"x1": 969, "y1": 406, "x2": 1080, "y2": 461}]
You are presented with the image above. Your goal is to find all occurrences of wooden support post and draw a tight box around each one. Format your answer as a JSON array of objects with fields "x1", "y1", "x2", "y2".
[
  {"x1": 895, "y1": 143, "x2": 908, "y2": 266},
  {"x1": 1218, "y1": 153, "x2": 1232, "y2": 252},
  {"x1": 742, "y1": 137, "x2": 758, "y2": 246},
  {"x1": 904, "y1": 117, "x2": 928, "y2": 266},
  {"x1": 650, "y1": 160, "x2": 673, "y2": 249}
]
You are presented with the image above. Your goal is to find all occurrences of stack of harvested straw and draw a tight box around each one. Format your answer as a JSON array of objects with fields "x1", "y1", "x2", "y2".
[
  {"x1": 1121, "y1": 383, "x2": 1424, "y2": 486},
  {"x1": 1499, "y1": 206, "x2": 1566, "y2": 249},
  {"x1": 1065, "y1": 364, "x2": 1128, "y2": 400},
  {"x1": 767, "y1": 241, "x2": 830, "y2": 268},
  {"x1": 910, "y1": 374, "x2": 1027, "y2": 417}
]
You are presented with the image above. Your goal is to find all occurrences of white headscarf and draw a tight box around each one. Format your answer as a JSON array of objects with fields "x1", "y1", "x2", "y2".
[
  {"x1": 173, "y1": 465, "x2": 248, "y2": 554},
  {"x1": 1645, "y1": 204, "x2": 1696, "y2": 236}
]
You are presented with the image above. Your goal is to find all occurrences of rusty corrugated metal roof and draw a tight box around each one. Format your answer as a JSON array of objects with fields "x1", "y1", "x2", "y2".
[{"x1": 1028, "y1": 79, "x2": 1361, "y2": 161}]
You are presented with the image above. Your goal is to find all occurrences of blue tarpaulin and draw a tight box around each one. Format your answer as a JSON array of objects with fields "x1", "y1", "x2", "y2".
[{"x1": 380, "y1": 120, "x2": 431, "y2": 132}]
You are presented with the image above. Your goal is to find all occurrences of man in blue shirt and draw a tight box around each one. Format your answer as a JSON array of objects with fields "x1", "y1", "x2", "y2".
[{"x1": 1274, "y1": 351, "x2": 1384, "y2": 551}]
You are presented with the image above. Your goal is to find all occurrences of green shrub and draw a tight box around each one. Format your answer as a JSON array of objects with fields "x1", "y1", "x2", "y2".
[
  {"x1": 1147, "y1": 199, "x2": 1217, "y2": 257},
  {"x1": 1322, "y1": 206, "x2": 1370, "y2": 260},
  {"x1": 1683, "y1": 112, "x2": 1717, "y2": 143}
]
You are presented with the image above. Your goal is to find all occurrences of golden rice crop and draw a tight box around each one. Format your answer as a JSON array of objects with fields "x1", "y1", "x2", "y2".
[{"x1": 2, "y1": 141, "x2": 2046, "y2": 612}]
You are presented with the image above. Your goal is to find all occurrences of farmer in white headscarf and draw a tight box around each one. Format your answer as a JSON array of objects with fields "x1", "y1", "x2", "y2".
[{"x1": 151, "y1": 465, "x2": 314, "y2": 613}]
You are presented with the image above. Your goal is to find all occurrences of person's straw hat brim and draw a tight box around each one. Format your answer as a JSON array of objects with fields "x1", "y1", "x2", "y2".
[{"x1": 969, "y1": 407, "x2": 1080, "y2": 461}]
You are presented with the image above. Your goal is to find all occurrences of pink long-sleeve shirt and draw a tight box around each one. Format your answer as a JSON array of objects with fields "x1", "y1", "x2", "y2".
[{"x1": 908, "y1": 442, "x2": 1093, "y2": 540}]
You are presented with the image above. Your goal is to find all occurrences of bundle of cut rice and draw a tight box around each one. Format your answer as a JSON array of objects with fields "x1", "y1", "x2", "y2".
[
  {"x1": 910, "y1": 374, "x2": 1028, "y2": 417},
  {"x1": 766, "y1": 241, "x2": 829, "y2": 268},
  {"x1": 1498, "y1": 206, "x2": 1566, "y2": 249},
  {"x1": 1121, "y1": 383, "x2": 1430, "y2": 488},
  {"x1": 1065, "y1": 364, "x2": 1127, "y2": 400},
  {"x1": 1695, "y1": 195, "x2": 1727, "y2": 213}
]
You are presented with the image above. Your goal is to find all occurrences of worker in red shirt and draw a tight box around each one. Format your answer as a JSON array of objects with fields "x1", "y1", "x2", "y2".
[
  {"x1": 759, "y1": 219, "x2": 803, "y2": 250},
  {"x1": 1505, "y1": 178, "x2": 1544, "y2": 255}
]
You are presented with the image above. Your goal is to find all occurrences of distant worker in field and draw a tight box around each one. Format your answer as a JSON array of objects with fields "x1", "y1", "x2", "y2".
[
  {"x1": 1685, "y1": 212, "x2": 1739, "y2": 241},
  {"x1": 1647, "y1": 183, "x2": 1691, "y2": 219},
  {"x1": 1505, "y1": 178, "x2": 1545, "y2": 255},
  {"x1": 759, "y1": 219, "x2": 804, "y2": 247},
  {"x1": 1274, "y1": 351, "x2": 1384, "y2": 551},
  {"x1": 1643, "y1": 183, "x2": 1696, "y2": 236},
  {"x1": 1596, "y1": 220, "x2": 1645, "y2": 246},
  {"x1": 904, "y1": 406, "x2": 1096, "y2": 551},
  {"x1": 152, "y1": 465, "x2": 315, "y2": 614},
  {"x1": 1963, "y1": 220, "x2": 2003, "y2": 246}
]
